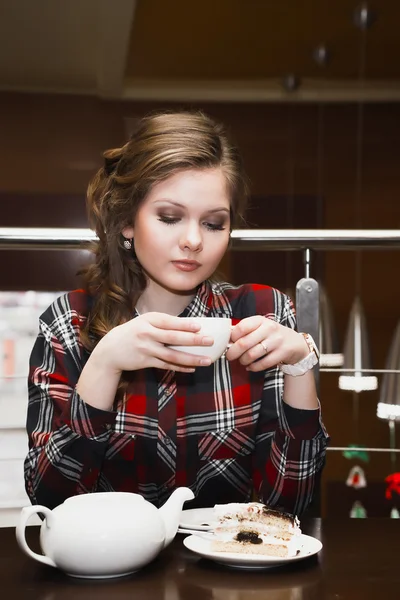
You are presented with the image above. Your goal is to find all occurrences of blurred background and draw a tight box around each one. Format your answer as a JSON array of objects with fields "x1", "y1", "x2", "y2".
[{"x1": 1, "y1": 0, "x2": 400, "y2": 524}]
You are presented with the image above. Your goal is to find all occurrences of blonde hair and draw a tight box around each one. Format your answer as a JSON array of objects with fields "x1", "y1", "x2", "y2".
[{"x1": 80, "y1": 110, "x2": 249, "y2": 355}]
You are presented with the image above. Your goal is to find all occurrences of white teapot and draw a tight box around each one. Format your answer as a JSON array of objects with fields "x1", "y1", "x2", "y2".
[{"x1": 15, "y1": 487, "x2": 194, "y2": 579}]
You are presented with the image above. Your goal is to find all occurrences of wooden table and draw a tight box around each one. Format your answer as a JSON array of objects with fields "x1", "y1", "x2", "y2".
[{"x1": 2, "y1": 519, "x2": 399, "y2": 599}]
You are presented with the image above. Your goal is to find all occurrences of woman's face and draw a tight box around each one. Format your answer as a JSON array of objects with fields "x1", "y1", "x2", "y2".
[{"x1": 123, "y1": 168, "x2": 231, "y2": 296}]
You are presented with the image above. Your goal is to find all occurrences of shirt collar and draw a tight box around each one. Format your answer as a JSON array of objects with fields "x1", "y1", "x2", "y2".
[
  {"x1": 180, "y1": 279, "x2": 232, "y2": 319},
  {"x1": 134, "y1": 280, "x2": 232, "y2": 319},
  {"x1": 179, "y1": 280, "x2": 212, "y2": 317}
]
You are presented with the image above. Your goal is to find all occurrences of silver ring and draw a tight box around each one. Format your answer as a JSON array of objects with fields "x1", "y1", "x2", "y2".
[{"x1": 259, "y1": 340, "x2": 268, "y2": 354}]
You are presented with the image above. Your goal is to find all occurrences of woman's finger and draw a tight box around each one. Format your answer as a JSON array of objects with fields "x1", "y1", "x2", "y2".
[
  {"x1": 145, "y1": 313, "x2": 202, "y2": 332},
  {"x1": 155, "y1": 329, "x2": 214, "y2": 347},
  {"x1": 237, "y1": 339, "x2": 271, "y2": 366},
  {"x1": 226, "y1": 326, "x2": 271, "y2": 361},
  {"x1": 157, "y1": 345, "x2": 212, "y2": 368},
  {"x1": 245, "y1": 350, "x2": 283, "y2": 372},
  {"x1": 152, "y1": 357, "x2": 196, "y2": 373},
  {"x1": 230, "y1": 316, "x2": 265, "y2": 342}
]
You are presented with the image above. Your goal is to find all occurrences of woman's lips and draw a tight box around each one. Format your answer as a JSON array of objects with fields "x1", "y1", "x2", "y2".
[{"x1": 172, "y1": 260, "x2": 201, "y2": 272}]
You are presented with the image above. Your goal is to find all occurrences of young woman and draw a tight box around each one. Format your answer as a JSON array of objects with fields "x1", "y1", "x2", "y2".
[{"x1": 25, "y1": 110, "x2": 328, "y2": 515}]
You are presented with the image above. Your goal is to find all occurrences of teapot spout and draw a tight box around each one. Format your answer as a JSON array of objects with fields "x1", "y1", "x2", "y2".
[{"x1": 159, "y1": 487, "x2": 195, "y2": 548}]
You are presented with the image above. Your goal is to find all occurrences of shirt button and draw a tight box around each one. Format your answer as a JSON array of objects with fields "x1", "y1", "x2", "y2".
[
  {"x1": 164, "y1": 436, "x2": 172, "y2": 445},
  {"x1": 105, "y1": 423, "x2": 112, "y2": 430}
]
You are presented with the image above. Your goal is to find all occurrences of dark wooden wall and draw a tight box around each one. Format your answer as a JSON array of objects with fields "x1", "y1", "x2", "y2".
[{"x1": 1, "y1": 92, "x2": 399, "y2": 515}]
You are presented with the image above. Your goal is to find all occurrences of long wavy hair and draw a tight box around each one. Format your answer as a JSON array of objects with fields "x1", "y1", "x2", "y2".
[{"x1": 80, "y1": 110, "x2": 249, "y2": 355}]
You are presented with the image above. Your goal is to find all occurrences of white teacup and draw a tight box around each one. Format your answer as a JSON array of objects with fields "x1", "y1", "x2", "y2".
[{"x1": 169, "y1": 317, "x2": 232, "y2": 363}]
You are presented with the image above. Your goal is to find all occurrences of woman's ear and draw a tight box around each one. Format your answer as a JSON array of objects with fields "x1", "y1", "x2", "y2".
[{"x1": 122, "y1": 226, "x2": 134, "y2": 239}]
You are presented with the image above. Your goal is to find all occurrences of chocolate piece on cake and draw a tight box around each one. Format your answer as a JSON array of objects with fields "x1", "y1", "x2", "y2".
[{"x1": 211, "y1": 502, "x2": 301, "y2": 557}]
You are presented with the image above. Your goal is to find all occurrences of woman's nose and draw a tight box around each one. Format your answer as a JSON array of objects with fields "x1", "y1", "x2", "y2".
[{"x1": 179, "y1": 224, "x2": 203, "y2": 252}]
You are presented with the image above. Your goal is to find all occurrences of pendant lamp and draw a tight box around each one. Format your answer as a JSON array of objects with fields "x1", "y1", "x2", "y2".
[
  {"x1": 338, "y1": 296, "x2": 378, "y2": 392},
  {"x1": 377, "y1": 321, "x2": 400, "y2": 421}
]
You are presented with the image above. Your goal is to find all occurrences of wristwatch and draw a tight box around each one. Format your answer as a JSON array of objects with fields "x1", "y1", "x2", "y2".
[{"x1": 279, "y1": 333, "x2": 319, "y2": 377}]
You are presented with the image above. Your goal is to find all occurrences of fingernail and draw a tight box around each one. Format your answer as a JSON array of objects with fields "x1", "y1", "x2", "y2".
[
  {"x1": 202, "y1": 336, "x2": 213, "y2": 345},
  {"x1": 200, "y1": 358, "x2": 212, "y2": 366}
]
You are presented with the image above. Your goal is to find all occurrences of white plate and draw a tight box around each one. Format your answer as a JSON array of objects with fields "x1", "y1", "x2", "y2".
[
  {"x1": 179, "y1": 507, "x2": 215, "y2": 531},
  {"x1": 183, "y1": 534, "x2": 322, "y2": 570}
]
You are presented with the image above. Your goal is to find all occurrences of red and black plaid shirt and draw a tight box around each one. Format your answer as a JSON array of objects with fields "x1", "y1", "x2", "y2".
[{"x1": 25, "y1": 280, "x2": 328, "y2": 514}]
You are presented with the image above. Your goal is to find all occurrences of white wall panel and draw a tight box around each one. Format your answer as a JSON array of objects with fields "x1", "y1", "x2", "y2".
[
  {"x1": 0, "y1": 428, "x2": 28, "y2": 459},
  {"x1": 0, "y1": 458, "x2": 28, "y2": 504},
  {"x1": 0, "y1": 393, "x2": 29, "y2": 429},
  {"x1": 0, "y1": 507, "x2": 40, "y2": 527},
  {"x1": 0, "y1": 291, "x2": 61, "y2": 527}
]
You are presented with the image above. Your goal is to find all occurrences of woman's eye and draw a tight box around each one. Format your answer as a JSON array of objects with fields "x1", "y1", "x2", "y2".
[
  {"x1": 204, "y1": 222, "x2": 225, "y2": 231},
  {"x1": 158, "y1": 216, "x2": 179, "y2": 225},
  {"x1": 158, "y1": 216, "x2": 226, "y2": 231}
]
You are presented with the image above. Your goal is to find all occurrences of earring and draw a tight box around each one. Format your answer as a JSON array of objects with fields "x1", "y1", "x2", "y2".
[{"x1": 123, "y1": 238, "x2": 132, "y2": 250}]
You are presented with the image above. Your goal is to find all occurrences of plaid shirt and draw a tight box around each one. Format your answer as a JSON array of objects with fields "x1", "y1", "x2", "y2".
[{"x1": 25, "y1": 281, "x2": 328, "y2": 515}]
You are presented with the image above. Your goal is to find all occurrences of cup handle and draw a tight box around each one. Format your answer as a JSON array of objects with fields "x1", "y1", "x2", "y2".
[{"x1": 15, "y1": 505, "x2": 57, "y2": 568}]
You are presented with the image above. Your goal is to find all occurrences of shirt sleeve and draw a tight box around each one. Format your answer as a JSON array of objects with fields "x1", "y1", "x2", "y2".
[
  {"x1": 24, "y1": 296, "x2": 118, "y2": 509},
  {"x1": 252, "y1": 291, "x2": 329, "y2": 515}
]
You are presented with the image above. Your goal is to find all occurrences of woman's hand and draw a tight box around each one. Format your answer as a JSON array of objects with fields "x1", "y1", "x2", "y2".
[
  {"x1": 225, "y1": 316, "x2": 309, "y2": 372},
  {"x1": 91, "y1": 313, "x2": 214, "y2": 375}
]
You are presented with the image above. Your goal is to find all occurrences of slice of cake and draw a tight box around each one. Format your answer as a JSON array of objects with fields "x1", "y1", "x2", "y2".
[{"x1": 210, "y1": 502, "x2": 301, "y2": 557}]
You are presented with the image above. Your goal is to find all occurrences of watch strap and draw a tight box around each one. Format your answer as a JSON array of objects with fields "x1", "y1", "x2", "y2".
[{"x1": 279, "y1": 333, "x2": 319, "y2": 377}]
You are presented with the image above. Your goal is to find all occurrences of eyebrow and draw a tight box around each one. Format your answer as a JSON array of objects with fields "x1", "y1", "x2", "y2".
[{"x1": 153, "y1": 200, "x2": 230, "y2": 214}]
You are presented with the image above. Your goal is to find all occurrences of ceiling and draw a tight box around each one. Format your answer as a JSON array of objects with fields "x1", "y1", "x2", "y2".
[{"x1": 1, "y1": 0, "x2": 400, "y2": 102}]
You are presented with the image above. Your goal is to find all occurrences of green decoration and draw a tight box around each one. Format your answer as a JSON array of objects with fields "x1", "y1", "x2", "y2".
[
  {"x1": 342, "y1": 444, "x2": 370, "y2": 463},
  {"x1": 390, "y1": 507, "x2": 400, "y2": 519},
  {"x1": 350, "y1": 501, "x2": 367, "y2": 519}
]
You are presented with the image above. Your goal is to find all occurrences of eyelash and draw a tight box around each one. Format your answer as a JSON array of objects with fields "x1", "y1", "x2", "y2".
[{"x1": 158, "y1": 216, "x2": 225, "y2": 231}]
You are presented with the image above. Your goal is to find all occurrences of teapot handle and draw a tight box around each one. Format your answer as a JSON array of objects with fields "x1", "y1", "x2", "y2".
[{"x1": 15, "y1": 505, "x2": 57, "y2": 568}]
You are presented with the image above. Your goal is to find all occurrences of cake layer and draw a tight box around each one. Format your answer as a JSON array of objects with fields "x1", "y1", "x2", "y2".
[
  {"x1": 215, "y1": 521, "x2": 294, "y2": 541},
  {"x1": 211, "y1": 540, "x2": 291, "y2": 557},
  {"x1": 212, "y1": 529, "x2": 300, "y2": 555}
]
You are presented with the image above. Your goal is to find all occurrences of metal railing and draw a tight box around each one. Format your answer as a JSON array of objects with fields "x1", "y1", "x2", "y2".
[{"x1": 1, "y1": 227, "x2": 400, "y2": 250}]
